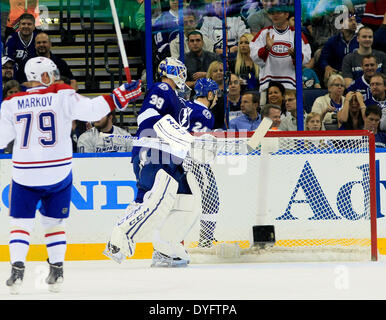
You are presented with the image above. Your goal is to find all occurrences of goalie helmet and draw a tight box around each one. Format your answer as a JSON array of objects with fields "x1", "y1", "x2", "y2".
[
  {"x1": 194, "y1": 78, "x2": 219, "y2": 97},
  {"x1": 158, "y1": 57, "x2": 187, "y2": 90},
  {"x1": 25, "y1": 57, "x2": 60, "y2": 86}
]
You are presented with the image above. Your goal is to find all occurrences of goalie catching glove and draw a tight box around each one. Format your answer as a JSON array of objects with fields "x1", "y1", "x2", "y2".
[{"x1": 111, "y1": 80, "x2": 142, "y2": 110}]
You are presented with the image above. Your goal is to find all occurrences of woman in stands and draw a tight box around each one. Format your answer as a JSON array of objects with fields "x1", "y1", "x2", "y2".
[
  {"x1": 230, "y1": 33, "x2": 259, "y2": 92},
  {"x1": 305, "y1": 112, "x2": 322, "y2": 131},
  {"x1": 267, "y1": 81, "x2": 286, "y2": 118},
  {"x1": 206, "y1": 61, "x2": 226, "y2": 129},
  {"x1": 337, "y1": 91, "x2": 365, "y2": 130},
  {"x1": 311, "y1": 74, "x2": 346, "y2": 129}
]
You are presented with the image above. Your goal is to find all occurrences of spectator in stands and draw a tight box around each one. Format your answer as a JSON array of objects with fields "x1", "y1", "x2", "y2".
[
  {"x1": 200, "y1": 0, "x2": 249, "y2": 62},
  {"x1": 206, "y1": 60, "x2": 226, "y2": 129},
  {"x1": 229, "y1": 91, "x2": 261, "y2": 131},
  {"x1": 247, "y1": 0, "x2": 277, "y2": 36},
  {"x1": 170, "y1": 9, "x2": 214, "y2": 60},
  {"x1": 152, "y1": 0, "x2": 184, "y2": 62},
  {"x1": 363, "y1": 104, "x2": 386, "y2": 148},
  {"x1": 207, "y1": 60, "x2": 224, "y2": 92},
  {"x1": 227, "y1": 73, "x2": 242, "y2": 120},
  {"x1": 305, "y1": 112, "x2": 322, "y2": 131},
  {"x1": 279, "y1": 90, "x2": 307, "y2": 131},
  {"x1": 346, "y1": 54, "x2": 378, "y2": 102},
  {"x1": 366, "y1": 73, "x2": 386, "y2": 131},
  {"x1": 308, "y1": 0, "x2": 355, "y2": 55},
  {"x1": 185, "y1": 30, "x2": 221, "y2": 90},
  {"x1": 373, "y1": 12, "x2": 385, "y2": 52},
  {"x1": 342, "y1": 26, "x2": 386, "y2": 88},
  {"x1": 261, "y1": 103, "x2": 282, "y2": 130},
  {"x1": 266, "y1": 81, "x2": 286, "y2": 117},
  {"x1": 361, "y1": 0, "x2": 386, "y2": 31},
  {"x1": 230, "y1": 33, "x2": 259, "y2": 91},
  {"x1": 302, "y1": 59, "x2": 322, "y2": 89},
  {"x1": 77, "y1": 111, "x2": 133, "y2": 153},
  {"x1": 2, "y1": 79, "x2": 21, "y2": 99},
  {"x1": 311, "y1": 74, "x2": 346, "y2": 128},
  {"x1": 366, "y1": 73, "x2": 386, "y2": 107},
  {"x1": 337, "y1": 91, "x2": 365, "y2": 130},
  {"x1": 5, "y1": 0, "x2": 40, "y2": 42},
  {"x1": 18, "y1": 32, "x2": 78, "y2": 91},
  {"x1": 4, "y1": 13, "x2": 38, "y2": 71},
  {"x1": 249, "y1": 5, "x2": 311, "y2": 95},
  {"x1": 2, "y1": 56, "x2": 16, "y2": 85},
  {"x1": 317, "y1": 12, "x2": 358, "y2": 86}
]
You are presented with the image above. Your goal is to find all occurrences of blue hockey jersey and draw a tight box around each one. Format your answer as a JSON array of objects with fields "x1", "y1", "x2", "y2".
[
  {"x1": 5, "y1": 31, "x2": 37, "y2": 66},
  {"x1": 133, "y1": 81, "x2": 186, "y2": 158},
  {"x1": 182, "y1": 99, "x2": 215, "y2": 132}
]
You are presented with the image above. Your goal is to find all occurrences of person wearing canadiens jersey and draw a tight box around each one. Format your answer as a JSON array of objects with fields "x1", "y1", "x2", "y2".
[{"x1": 0, "y1": 56, "x2": 141, "y2": 294}]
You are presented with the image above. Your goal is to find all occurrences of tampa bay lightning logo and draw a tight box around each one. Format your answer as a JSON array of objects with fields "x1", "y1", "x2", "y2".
[{"x1": 178, "y1": 107, "x2": 192, "y2": 129}]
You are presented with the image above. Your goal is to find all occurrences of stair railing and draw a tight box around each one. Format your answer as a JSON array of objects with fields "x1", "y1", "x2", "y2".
[
  {"x1": 80, "y1": 0, "x2": 99, "y2": 90},
  {"x1": 59, "y1": 0, "x2": 75, "y2": 44}
]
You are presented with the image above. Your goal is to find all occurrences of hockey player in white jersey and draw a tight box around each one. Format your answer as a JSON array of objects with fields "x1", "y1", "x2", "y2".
[{"x1": 0, "y1": 56, "x2": 141, "y2": 294}]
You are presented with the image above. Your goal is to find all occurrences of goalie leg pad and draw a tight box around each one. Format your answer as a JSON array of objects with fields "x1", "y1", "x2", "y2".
[
  {"x1": 152, "y1": 172, "x2": 202, "y2": 263},
  {"x1": 105, "y1": 169, "x2": 178, "y2": 261}
]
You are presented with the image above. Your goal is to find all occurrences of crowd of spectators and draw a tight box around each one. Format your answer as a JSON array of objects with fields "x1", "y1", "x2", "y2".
[{"x1": 2, "y1": 0, "x2": 386, "y2": 149}]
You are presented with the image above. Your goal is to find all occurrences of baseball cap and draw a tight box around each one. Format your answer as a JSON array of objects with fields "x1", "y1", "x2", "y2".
[{"x1": 2, "y1": 56, "x2": 14, "y2": 66}]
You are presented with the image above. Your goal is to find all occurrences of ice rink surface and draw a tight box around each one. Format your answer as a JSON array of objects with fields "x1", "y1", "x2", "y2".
[{"x1": 1, "y1": 259, "x2": 386, "y2": 300}]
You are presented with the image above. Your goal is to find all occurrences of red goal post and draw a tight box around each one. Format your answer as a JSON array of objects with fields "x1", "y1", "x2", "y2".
[{"x1": 184, "y1": 130, "x2": 378, "y2": 263}]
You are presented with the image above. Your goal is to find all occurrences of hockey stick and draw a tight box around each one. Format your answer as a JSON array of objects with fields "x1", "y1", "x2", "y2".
[
  {"x1": 247, "y1": 117, "x2": 273, "y2": 151},
  {"x1": 109, "y1": 0, "x2": 132, "y2": 83}
]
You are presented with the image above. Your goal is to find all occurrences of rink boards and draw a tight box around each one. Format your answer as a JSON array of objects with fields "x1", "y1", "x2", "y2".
[{"x1": 0, "y1": 151, "x2": 386, "y2": 261}]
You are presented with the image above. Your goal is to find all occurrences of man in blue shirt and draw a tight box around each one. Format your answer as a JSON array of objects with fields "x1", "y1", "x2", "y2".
[
  {"x1": 4, "y1": 13, "x2": 37, "y2": 70},
  {"x1": 318, "y1": 13, "x2": 358, "y2": 86},
  {"x1": 229, "y1": 91, "x2": 261, "y2": 131}
]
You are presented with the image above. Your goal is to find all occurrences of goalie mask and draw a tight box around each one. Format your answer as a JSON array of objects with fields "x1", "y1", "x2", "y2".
[
  {"x1": 25, "y1": 56, "x2": 60, "y2": 86},
  {"x1": 158, "y1": 57, "x2": 187, "y2": 90}
]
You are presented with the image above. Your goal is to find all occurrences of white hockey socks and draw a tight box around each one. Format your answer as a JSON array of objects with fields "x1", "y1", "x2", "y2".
[
  {"x1": 9, "y1": 218, "x2": 34, "y2": 264},
  {"x1": 41, "y1": 216, "x2": 66, "y2": 264}
]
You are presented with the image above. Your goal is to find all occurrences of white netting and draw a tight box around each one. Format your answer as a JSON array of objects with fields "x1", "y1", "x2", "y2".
[{"x1": 182, "y1": 132, "x2": 377, "y2": 263}]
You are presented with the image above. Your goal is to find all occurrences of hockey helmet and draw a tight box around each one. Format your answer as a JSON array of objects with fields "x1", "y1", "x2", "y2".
[
  {"x1": 25, "y1": 56, "x2": 60, "y2": 86},
  {"x1": 158, "y1": 57, "x2": 187, "y2": 90},
  {"x1": 194, "y1": 78, "x2": 219, "y2": 97}
]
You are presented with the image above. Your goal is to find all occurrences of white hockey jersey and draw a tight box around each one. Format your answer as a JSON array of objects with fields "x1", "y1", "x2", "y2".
[
  {"x1": 0, "y1": 83, "x2": 115, "y2": 186},
  {"x1": 199, "y1": 15, "x2": 249, "y2": 50},
  {"x1": 77, "y1": 126, "x2": 133, "y2": 153},
  {"x1": 249, "y1": 26, "x2": 311, "y2": 91}
]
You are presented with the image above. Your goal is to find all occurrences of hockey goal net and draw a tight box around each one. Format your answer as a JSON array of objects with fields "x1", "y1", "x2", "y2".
[{"x1": 183, "y1": 130, "x2": 378, "y2": 263}]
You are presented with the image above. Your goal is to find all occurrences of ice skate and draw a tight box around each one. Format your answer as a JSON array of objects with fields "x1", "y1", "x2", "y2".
[
  {"x1": 46, "y1": 260, "x2": 64, "y2": 293},
  {"x1": 103, "y1": 241, "x2": 127, "y2": 263},
  {"x1": 6, "y1": 261, "x2": 25, "y2": 295},
  {"x1": 151, "y1": 250, "x2": 189, "y2": 268}
]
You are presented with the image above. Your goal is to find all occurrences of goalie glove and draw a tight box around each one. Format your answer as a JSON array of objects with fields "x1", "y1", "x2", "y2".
[{"x1": 111, "y1": 80, "x2": 142, "y2": 110}]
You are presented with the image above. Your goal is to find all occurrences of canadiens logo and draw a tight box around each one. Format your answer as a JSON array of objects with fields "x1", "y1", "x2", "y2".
[{"x1": 270, "y1": 41, "x2": 292, "y2": 57}]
